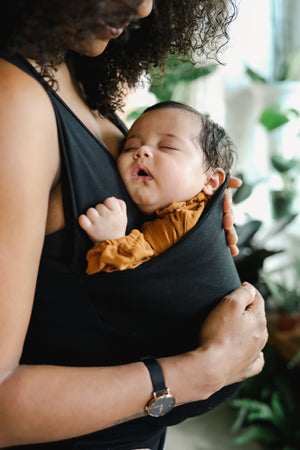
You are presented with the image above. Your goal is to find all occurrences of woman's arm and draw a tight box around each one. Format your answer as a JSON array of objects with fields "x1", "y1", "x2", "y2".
[
  {"x1": 0, "y1": 62, "x2": 154, "y2": 447},
  {"x1": 0, "y1": 283, "x2": 266, "y2": 448},
  {"x1": 0, "y1": 63, "x2": 267, "y2": 447}
]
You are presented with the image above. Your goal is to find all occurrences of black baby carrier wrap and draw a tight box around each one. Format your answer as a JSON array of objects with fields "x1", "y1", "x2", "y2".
[{"x1": 9, "y1": 54, "x2": 242, "y2": 449}]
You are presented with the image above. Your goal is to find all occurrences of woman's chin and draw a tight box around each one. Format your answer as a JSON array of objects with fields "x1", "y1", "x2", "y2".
[{"x1": 72, "y1": 38, "x2": 110, "y2": 57}]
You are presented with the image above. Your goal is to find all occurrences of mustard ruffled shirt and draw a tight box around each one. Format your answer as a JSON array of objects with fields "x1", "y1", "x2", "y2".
[{"x1": 86, "y1": 192, "x2": 210, "y2": 273}]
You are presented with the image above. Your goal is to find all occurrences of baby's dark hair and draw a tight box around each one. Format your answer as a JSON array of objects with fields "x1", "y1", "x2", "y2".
[{"x1": 143, "y1": 101, "x2": 235, "y2": 173}]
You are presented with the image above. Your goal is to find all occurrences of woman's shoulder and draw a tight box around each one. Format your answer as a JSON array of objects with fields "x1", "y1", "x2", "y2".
[
  {"x1": 0, "y1": 57, "x2": 54, "y2": 116},
  {"x1": 0, "y1": 57, "x2": 59, "y2": 183}
]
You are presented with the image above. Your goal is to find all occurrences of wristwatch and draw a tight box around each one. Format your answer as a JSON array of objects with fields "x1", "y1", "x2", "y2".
[{"x1": 141, "y1": 356, "x2": 176, "y2": 417}]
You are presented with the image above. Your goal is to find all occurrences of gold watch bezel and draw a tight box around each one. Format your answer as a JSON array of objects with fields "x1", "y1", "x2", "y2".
[{"x1": 145, "y1": 388, "x2": 176, "y2": 417}]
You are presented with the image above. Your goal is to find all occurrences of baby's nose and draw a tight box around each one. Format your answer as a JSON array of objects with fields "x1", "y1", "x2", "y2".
[{"x1": 134, "y1": 145, "x2": 152, "y2": 159}]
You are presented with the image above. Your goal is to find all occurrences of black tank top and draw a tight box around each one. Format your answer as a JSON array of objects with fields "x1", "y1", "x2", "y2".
[{"x1": 5, "y1": 54, "x2": 242, "y2": 449}]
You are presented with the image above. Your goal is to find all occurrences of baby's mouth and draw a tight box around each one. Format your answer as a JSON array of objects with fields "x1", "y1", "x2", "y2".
[{"x1": 132, "y1": 164, "x2": 153, "y2": 180}]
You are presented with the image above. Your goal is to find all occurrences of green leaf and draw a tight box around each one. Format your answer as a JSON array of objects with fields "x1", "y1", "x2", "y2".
[
  {"x1": 284, "y1": 46, "x2": 300, "y2": 81},
  {"x1": 271, "y1": 154, "x2": 298, "y2": 173},
  {"x1": 232, "y1": 425, "x2": 279, "y2": 445},
  {"x1": 170, "y1": 81, "x2": 190, "y2": 102},
  {"x1": 260, "y1": 107, "x2": 289, "y2": 130},
  {"x1": 273, "y1": 377, "x2": 295, "y2": 411},
  {"x1": 261, "y1": 386, "x2": 272, "y2": 401},
  {"x1": 126, "y1": 106, "x2": 146, "y2": 121},
  {"x1": 149, "y1": 81, "x2": 173, "y2": 102},
  {"x1": 295, "y1": 259, "x2": 300, "y2": 278},
  {"x1": 171, "y1": 63, "x2": 218, "y2": 83},
  {"x1": 271, "y1": 392, "x2": 286, "y2": 423},
  {"x1": 269, "y1": 392, "x2": 291, "y2": 433},
  {"x1": 287, "y1": 350, "x2": 300, "y2": 369},
  {"x1": 259, "y1": 271, "x2": 300, "y2": 314},
  {"x1": 232, "y1": 183, "x2": 253, "y2": 204},
  {"x1": 230, "y1": 398, "x2": 257, "y2": 410},
  {"x1": 230, "y1": 398, "x2": 272, "y2": 413},
  {"x1": 246, "y1": 66, "x2": 268, "y2": 83},
  {"x1": 149, "y1": 53, "x2": 218, "y2": 102},
  {"x1": 231, "y1": 407, "x2": 248, "y2": 433},
  {"x1": 247, "y1": 410, "x2": 275, "y2": 424},
  {"x1": 289, "y1": 108, "x2": 300, "y2": 117}
]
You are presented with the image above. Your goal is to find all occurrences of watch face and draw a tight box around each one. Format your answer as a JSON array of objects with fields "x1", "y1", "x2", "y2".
[{"x1": 148, "y1": 393, "x2": 176, "y2": 417}]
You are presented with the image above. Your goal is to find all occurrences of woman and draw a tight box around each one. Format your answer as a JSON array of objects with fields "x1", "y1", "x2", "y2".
[{"x1": 0, "y1": 1, "x2": 267, "y2": 448}]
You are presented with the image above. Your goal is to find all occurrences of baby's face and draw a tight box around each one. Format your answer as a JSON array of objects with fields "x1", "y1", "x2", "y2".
[{"x1": 117, "y1": 107, "x2": 209, "y2": 215}]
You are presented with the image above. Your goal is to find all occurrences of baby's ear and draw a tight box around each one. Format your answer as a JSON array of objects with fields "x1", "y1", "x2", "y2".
[{"x1": 202, "y1": 169, "x2": 226, "y2": 195}]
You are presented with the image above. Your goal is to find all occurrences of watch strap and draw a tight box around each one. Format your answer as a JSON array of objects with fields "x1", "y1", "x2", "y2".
[{"x1": 141, "y1": 356, "x2": 167, "y2": 395}]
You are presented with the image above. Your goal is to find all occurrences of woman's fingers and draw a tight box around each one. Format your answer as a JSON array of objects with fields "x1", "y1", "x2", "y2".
[
  {"x1": 227, "y1": 176, "x2": 242, "y2": 189},
  {"x1": 199, "y1": 282, "x2": 268, "y2": 387},
  {"x1": 247, "y1": 352, "x2": 265, "y2": 378},
  {"x1": 223, "y1": 188, "x2": 233, "y2": 213},
  {"x1": 223, "y1": 191, "x2": 239, "y2": 256},
  {"x1": 223, "y1": 176, "x2": 242, "y2": 211},
  {"x1": 241, "y1": 283, "x2": 268, "y2": 354},
  {"x1": 195, "y1": 283, "x2": 268, "y2": 389},
  {"x1": 225, "y1": 282, "x2": 257, "y2": 313},
  {"x1": 223, "y1": 209, "x2": 239, "y2": 256},
  {"x1": 243, "y1": 282, "x2": 266, "y2": 316},
  {"x1": 223, "y1": 177, "x2": 243, "y2": 256},
  {"x1": 223, "y1": 208, "x2": 234, "y2": 229},
  {"x1": 225, "y1": 228, "x2": 239, "y2": 256}
]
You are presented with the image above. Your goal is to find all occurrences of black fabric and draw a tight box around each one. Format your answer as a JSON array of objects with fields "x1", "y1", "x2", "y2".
[
  {"x1": 5, "y1": 54, "x2": 242, "y2": 449},
  {"x1": 82, "y1": 175, "x2": 243, "y2": 427}
]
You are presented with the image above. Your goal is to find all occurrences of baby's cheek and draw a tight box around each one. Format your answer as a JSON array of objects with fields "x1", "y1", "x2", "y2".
[{"x1": 116, "y1": 156, "x2": 128, "y2": 180}]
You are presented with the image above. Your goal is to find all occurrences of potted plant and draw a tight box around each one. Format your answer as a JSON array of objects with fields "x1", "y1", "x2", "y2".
[
  {"x1": 231, "y1": 177, "x2": 298, "y2": 288},
  {"x1": 126, "y1": 52, "x2": 218, "y2": 122},
  {"x1": 148, "y1": 52, "x2": 217, "y2": 103},
  {"x1": 230, "y1": 347, "x2": 300, "y2": 450},
  {"x1": 244, "y1": 70, "x2": 300, "y2": 220},
  {"x1": 259, "y1": 262, "x2": 300, "y2": 331},
  {"x1": 267, "y1": 153, "x2": 300, "y2": 220},
  {"x1": 243, "y1": 1, "x2": 300, "y2": 218}
]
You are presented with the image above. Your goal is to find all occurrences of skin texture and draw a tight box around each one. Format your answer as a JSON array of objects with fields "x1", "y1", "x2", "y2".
[{"x1": 0, "y1": 0, "x2": 267, "y2": 446}]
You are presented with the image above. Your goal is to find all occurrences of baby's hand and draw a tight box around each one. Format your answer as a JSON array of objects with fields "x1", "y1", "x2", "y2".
[{"x1": 78, "y1": 197, "x2": 128, "y2": 243}]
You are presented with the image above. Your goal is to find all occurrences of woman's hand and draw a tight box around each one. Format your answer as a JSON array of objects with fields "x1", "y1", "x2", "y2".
[
  {"x1": 223, "y1": 176, "x2": 242, "y2": 257},
  {"x1": 199, "y1": 283, "x2": 267, "y2": 388},
  {"x1": 160, "y1": 283, "x2": 267, "y2": 405}
]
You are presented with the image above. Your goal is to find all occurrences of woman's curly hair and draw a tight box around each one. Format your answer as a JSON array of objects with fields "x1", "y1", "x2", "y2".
[{"x1": 1, "y1": 0, "x2": 237, "y2": 118}]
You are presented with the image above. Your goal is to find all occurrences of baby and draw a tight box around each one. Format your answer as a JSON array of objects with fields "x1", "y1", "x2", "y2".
[{"x1": 78, "y1": 101, "x2": 235, "y2": 273}]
